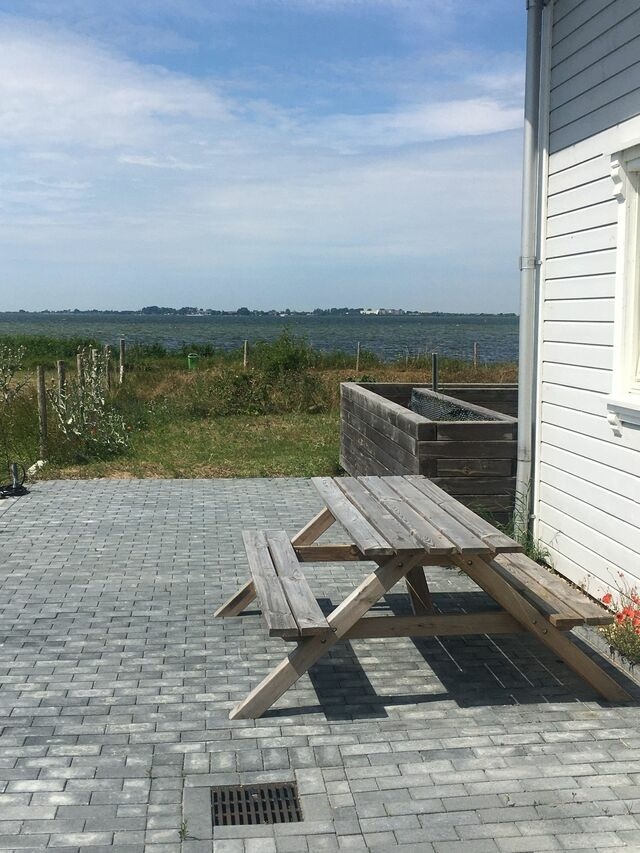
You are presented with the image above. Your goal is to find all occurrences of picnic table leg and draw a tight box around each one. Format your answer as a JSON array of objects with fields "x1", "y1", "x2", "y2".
[
  {"x1": 454, "y1": 555, "x2": 631, "y2": 702},
  {"x1": 229, "y1": 552, "x2": 423, "y2": 719},
  {"x1": 215, "y1": 580, "x2": 256, "y2": 617},
  {"x1": 291, "y1": 507, "x2": 335, "y2": 546},
  {"x1": 405, "y1": 566, "x2": 434, "y2": 615}
]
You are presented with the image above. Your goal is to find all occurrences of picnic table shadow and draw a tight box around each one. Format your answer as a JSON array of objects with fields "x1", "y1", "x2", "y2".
[{"x1": 261, "y1": 592, "x2": 638, "y2": 721}]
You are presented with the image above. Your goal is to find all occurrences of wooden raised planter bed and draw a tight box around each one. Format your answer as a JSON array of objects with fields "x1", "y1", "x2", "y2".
[{"x1": 340, "y1": 382, "x2": 518, "y2": 522}]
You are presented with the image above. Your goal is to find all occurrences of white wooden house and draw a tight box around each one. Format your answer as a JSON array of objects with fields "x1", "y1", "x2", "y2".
[{"x1": 519, "y1": 0, "x2": 640, "y2": 600}]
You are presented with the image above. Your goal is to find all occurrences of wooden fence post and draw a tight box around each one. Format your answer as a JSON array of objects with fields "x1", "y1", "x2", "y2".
[
  {"x1": 243, "y1": 340, "x2": 248, "y2": 369},
  {"x1": 104, "y1": 345, "x2": 111, "y2": 392},
  {"x1": 355, "y1": 342, "x2": 361, "y2": 373},
  {"x1": 56, "y1": 360, "x2": 66, "y2": 399},
  {"x1": 119, "y1": 338, "x2": 125, "y2": 384},
  {"x1": 76, "y1": 350, "x2": 83, "y2": 387},
  {"x1": 431, "y1": 352, "x2": 439, "y2": 392},
  {"x1": 36, "y1": 365, "x2": 47, "y2": 459},
  {"x1": 473, "y1": 341, "x2": 478, "y2": 368}
]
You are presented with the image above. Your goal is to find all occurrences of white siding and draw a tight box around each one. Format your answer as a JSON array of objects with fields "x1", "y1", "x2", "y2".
[
  {"x1": 534, "y1": 0, "x2": 640, "y2": 597},
  {"x1": 550, "y1": 0, "x2": 640, "y2": 152}
]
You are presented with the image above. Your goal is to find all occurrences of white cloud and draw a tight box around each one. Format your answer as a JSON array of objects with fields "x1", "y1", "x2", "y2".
[{"x1": 0, "y1": 22, "x2": 228, "y2": 150}]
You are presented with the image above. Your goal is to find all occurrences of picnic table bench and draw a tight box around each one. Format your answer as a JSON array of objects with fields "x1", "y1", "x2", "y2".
[{"x1": 216, "y1": 475, "x2": 628, "y2": 719}]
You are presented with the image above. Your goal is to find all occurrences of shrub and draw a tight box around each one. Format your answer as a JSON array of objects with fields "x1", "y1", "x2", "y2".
[{"x1": 48, "y1": 348, "x2": 130, "y2": 460}]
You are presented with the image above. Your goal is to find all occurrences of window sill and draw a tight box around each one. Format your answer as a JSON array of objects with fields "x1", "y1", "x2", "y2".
[{"x1": 606, "y1": 397, "x2": 640, "y2": 434}]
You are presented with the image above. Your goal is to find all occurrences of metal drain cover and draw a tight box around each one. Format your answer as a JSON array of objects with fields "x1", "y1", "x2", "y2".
[{"x1": 211, "y1": 782, "x2": 303, "y2": 826}]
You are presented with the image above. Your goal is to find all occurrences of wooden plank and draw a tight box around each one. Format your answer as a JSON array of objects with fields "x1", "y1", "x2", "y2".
[
  {"x1": 229, "y1": 552, "x2": 424, "y2": 719},
  {"x1": 405, "y1": 566, "x2": 433, "y2": 615},
  {"x1": 435, "y1": 422, "x2": 516, "y2": 442},
  {"x1": 341, "y1": 383, "x2": 435, "y2": 439},
  {"x1": 291, "y1": 507, "x2": 335, "y2": 546},
  {"x1": 494, "y1": 553, "x2": 613, "y2": 627},
  {"x1": 341, "y1": 393, "x2": 418, "y2": 454},
  {"x1": 241, "y1": 531, "x2": 298, "y2": 639},
  {"x1": 340, "y1": 432, "x2": 394, "y2": 477},
  {"x1": 405, "y1": 476, "x2": 520, "y2": 553},
  {"x1": 334, "y1": 477, "x2": 423, "y2": 552},
  {"x1": 358, "y1": 477, "x2": 455, "y2": 556},
  {"x1": 341, "y1": 408, "x2": 420, "y2": 471},
  {"x1": 452, "y1": 555, "x2": 631, "y2": 703},
  {"x1": 431, "y1": 458, "x2": 514, "y2": 478},
  {"x1": 432, "y1": 477, "x2": 516, "y2": 496},
  {"x1": 417, "y1": 440, "x2": 517, "y2": 460},
  {"x1": 488, "y1": 555, "x2": 588, "y2": 630},
  {"x1": 384, "y1": 476, "x2": 490, "y2": 555},
  {"x1": 342, "y1": 420, "x2": 416, "y2": 476},
  {"x1": 311, "y1": 478, "x2": 394, "y2": 556},
  {"x1": 344, "y1": 611, "x2": 525, "y2": 639},
  {"x1": 214, "y1": 580, "x2": 256, "y2": 618},
  {"x1": 267, "y1": 532, "x2": 333, "y2": 637}
]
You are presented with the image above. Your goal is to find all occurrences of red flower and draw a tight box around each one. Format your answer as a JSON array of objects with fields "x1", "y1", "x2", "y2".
[{"x1": 602, "y1": 593, "x2": 613, "y2": 605}]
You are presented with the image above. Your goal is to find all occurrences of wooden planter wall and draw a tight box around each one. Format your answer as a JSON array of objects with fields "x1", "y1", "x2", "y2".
[{"x1": 340, "y1": 382, "x2": 518, "y2": 522}]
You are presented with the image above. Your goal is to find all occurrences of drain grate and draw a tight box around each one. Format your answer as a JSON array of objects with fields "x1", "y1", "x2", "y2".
[{"x1": 211, "y1": 782, "x2": 303, "y2": 826}]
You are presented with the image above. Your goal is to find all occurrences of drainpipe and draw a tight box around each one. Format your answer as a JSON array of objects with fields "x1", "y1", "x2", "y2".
[{"x1": 515, "y1": 0, "x2": 545, "y2": 538}]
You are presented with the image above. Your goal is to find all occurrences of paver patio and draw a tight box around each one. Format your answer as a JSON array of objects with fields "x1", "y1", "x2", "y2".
[{"x1": 0, "y1": 479, "x2": 639, "y2": 853}]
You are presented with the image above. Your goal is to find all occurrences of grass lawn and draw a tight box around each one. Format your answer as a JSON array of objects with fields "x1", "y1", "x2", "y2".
[{"x1": 44, "y1": 413, "x2": 341, "y2": 479}]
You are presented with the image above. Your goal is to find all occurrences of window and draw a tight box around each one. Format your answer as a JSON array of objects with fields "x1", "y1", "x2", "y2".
[{"x1": 608, "y1": 146, "x2": 640, "y2": 429}]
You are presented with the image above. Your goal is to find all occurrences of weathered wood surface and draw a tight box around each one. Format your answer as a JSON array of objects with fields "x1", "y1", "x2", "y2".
[
  {"x1": 344, "y1": 611, "x2": 524, "y2": 639},
  {"x1": 340, "y1": 431, "x2": 394, "y2": 477},
  {"x1": 383, "y1": 477, "x2": 490, "y2": 555},
  {"x1": 453, "y1": 554, "x2": 630, "y2": 703},
  {"x1": 229, "y1": 553, "x2": 424, "y2": 719},
  {"x1": 311, "y1": 478, "x2": 394, "y2": 556},
  {"x1": 214, "y1": 580, "x2": 256, "y2": 617},
  {"x1": 494, "y1": 553, "x2": 613, "y2": 627},
  {"x1": 405, "y1": 476, "x2": 520, "y2": 553},
  {"x1": 342, "y1": 421, "x2": 416, "y2": 476},
  {"x1": 291, "y1": 507, "x2": 335, "y2": 546},
  {"x1": 334, "y1": 477, "x2": 423, "y2": 552},
  {"x1": 341, "y1": 408, "x2": 420, "y2": 472},
  {"x1": 405, "y1": 565, "x2": 434, "y2": 614},
  {"x1": 242, "y1": 530, "x2": 298, "y2": 639},
  {"x1": 357, "y1": 477, "x2": 455, "y2": 556},
  {"x1": 267, "y1": 532, "x2": 333, "y2": 637},
  {"x1": 341, "y1": 392, "x2": 419, "y2": 453},
  {"x1": 341, "y1": 382, "x2": 517, "y2": 515},
  {"x1": 430, "y1": 458, "x2": 514, "y2": 477}
]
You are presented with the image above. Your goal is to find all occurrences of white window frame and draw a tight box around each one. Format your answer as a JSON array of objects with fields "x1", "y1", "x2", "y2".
[{"x1": 607, "y1": 145, "x2": 640, "y2": 430}]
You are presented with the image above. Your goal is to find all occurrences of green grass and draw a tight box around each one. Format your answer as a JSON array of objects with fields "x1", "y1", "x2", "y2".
[
  {"x1": 2, "y1": 331, "x2": 517, "y2": 481},
  {"x1": 43, "y1": 413, "x2": 341, "y2": 479}
]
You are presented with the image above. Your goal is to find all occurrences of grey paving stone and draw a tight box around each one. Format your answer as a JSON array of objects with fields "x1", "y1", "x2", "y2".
[{"x1": 0, "y1": 479, "x2": 638, "y2": 853}]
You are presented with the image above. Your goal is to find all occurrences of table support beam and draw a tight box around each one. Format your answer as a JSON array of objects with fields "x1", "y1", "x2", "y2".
[
  {"x1": 291, "y1": 507, "x2": 335, "y2": 546},
  {"x1": 229, "y1": 553, "x2": 423, "y2": 719},
  {"x1": 453, "y1": 555, "x2": 631, "y2": 703},
  {"x1": 214, "y1": 580, "x2": 255, "y2": 618},
  {"x1": 405, "y1": 566, "x2": 434, "y2": 615}
]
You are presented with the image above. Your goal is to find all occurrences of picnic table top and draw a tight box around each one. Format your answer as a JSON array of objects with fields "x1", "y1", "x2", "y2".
[{"x1": 310, "y1": 475, "x2": 521, "y2": 559}]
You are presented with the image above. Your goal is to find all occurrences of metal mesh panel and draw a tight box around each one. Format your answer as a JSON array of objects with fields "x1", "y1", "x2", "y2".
[
  {"x1": 211, "y1": 783, "x2": 303, "y2": 826},
  {"x1": 409, "y1": 389, "x2": 497, "y2": 422}
]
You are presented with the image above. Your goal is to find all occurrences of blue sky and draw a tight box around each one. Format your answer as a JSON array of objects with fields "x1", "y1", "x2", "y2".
[{"x1": 0, "y1": 1, "x2": 526, "y2": 312}]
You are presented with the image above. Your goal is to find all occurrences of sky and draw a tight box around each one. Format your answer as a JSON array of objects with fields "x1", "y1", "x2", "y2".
[{"x1": 0, "y1": 1, "x2": 526, "y2": 313}]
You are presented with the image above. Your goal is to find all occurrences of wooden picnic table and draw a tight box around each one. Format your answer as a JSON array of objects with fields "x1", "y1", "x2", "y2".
[{"x1": 216, "y1": 475, "x2": 628, "y2": 719}]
